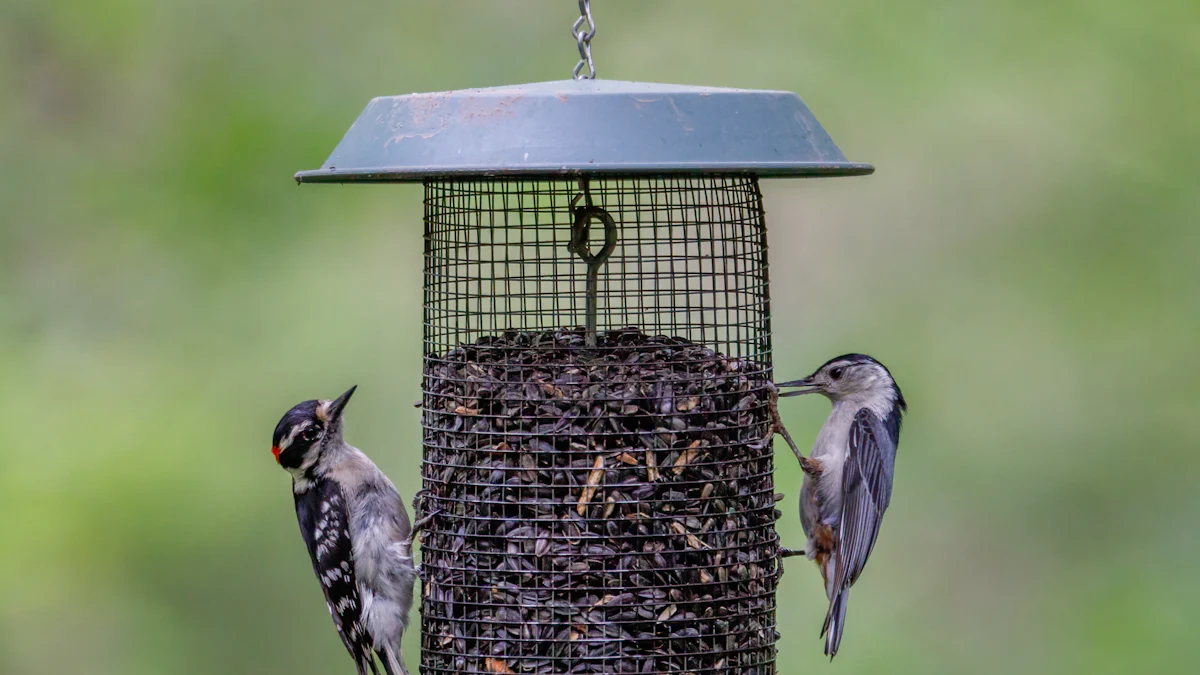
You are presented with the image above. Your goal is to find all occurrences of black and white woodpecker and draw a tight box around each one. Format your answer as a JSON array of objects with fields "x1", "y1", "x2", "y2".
[
  {"x1": 770, "y1": 354, "x2": 907, "y2": 658},
  {"x1": 270, "y1": 386, "x2": 422, "y2": 675}
]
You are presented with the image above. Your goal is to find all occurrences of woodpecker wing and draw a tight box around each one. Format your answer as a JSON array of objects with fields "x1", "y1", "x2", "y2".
[
  {"x1": 823, "y1": 407, "x2": 898, "y2": 656},
  {"x1": 295, "y1": 479, "x2": 376, "y2": 674}
]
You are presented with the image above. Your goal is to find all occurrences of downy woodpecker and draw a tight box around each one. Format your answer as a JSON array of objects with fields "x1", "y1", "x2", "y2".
[
  {"x1": 773, "y1": 354, "x2": 907, "y2": 658},
  {"x1": 271, "y1": 386, "x2": 417, "y2": 675}
]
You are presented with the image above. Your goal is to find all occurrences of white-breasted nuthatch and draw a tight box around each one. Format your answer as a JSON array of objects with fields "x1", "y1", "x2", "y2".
[
  {"x1": 770, "y1": 354, "x2": 907, "y2": 658},
  {"x1": 271, "y1": 386, "x2": 431, "y2": 675}
]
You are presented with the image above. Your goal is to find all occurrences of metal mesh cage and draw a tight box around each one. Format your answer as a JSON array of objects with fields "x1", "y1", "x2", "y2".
[{"x1": 419, "y1": 176, "x2": 780, "y2": 675}]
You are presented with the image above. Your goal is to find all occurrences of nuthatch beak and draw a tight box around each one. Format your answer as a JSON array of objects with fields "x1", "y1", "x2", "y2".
[{"x1": 776, "y1": 375, "x2": 820, "y2": 397}]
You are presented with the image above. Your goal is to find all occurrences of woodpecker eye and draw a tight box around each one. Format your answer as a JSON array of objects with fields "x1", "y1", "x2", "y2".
[
  {"x1": 829, "y1": 366, "x2": 846, "y2": 381},
  {"x1": 299, "y1": 426, "x2": 321, "y2": 443}
]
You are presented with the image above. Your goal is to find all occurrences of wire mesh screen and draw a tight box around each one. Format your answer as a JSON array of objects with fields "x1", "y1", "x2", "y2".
[
  {"x1": 419, "y1": 177, "x2": 780, "y2": 675},
  {"x1": 421, "y1": 177, "x2": 771, "y2": 358}
]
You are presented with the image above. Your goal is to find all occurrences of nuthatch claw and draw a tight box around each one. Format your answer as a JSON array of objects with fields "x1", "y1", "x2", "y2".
[
  {"x1": 800, "y1": 456, "x2": 824, "y2": 477},
  {"x1": 757, "y1": 381, "x2": 807, "y2": 463}
]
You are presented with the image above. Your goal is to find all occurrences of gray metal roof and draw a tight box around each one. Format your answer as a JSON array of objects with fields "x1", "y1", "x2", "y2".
[{"x1": 295, "y1": 79, "x2": 872, "y2": 183}]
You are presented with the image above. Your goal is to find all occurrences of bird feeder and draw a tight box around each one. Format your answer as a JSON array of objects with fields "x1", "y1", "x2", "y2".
[{"x1": 297, "y1": 5, "x2": 870, "y2": 674}]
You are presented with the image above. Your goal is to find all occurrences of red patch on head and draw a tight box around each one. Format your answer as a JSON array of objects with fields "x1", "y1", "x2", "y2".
[{"x1": 271, "y1": 446, "x2": 282, "y2": 463}]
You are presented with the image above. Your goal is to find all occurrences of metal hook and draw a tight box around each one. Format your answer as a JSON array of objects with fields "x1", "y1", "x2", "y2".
[{"x1": 569, "y1": 178, "x2": 617, "y2": 347}]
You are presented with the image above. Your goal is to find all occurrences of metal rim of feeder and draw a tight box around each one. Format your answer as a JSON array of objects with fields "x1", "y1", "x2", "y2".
[{"x1": 294, "y1": 78, "x2": 872, "y2": 182}]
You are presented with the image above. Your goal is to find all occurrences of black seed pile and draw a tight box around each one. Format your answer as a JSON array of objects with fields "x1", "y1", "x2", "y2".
[{"x1": 419, "y1": 327, "x2": 780, "y2": 675}]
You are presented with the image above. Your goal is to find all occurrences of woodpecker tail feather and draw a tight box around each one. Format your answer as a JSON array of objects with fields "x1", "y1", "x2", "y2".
[
  {"x1": 377, "y1": 645, "x2": 409, "y2": 675},
  {"x1": 359, "y1": 652, "x2": 381, "y2": 675},
  {"x1": 821, "y1": 585, "x2": 849, "y2": 659},
  {"x1": 352, "y1": 653, "x2": 370, "y2": 675},
  {"x1": 376, "y1": 650, "x2": 393, "y2": 675}
]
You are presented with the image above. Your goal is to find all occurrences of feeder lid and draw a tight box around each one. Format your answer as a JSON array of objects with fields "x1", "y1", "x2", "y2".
[{"x1": 295, "y1": 79, "x2": 872, "y2": 183}]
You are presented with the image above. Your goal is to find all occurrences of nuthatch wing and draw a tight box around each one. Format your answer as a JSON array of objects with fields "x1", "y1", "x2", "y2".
[{"x1": 769, "y1": 354, "x2": 907, "y2": 658}]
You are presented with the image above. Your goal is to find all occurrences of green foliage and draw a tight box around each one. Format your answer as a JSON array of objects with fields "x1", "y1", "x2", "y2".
[{"x1": 2, "y1": 1, "x2": 1197, "y2": 673}]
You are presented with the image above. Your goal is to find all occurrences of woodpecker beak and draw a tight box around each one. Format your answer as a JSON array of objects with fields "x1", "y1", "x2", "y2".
[
  {"x1": 327, "y1": 385, "x2": 358, "y2": 421},
  {"x1": 776, "y1": 376, "x2": 821, "y2": 397}
]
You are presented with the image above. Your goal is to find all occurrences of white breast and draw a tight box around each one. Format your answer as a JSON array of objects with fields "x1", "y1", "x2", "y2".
[
  {"x1": 812, "y1": 402, "x2": 856, "y2": 457},
  {"x1": 810, "y1": 402, "x2": 858, "y2": 508}
]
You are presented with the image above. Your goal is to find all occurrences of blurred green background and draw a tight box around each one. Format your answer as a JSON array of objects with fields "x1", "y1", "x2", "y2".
[{"x1": 2, "y1": 1, "x2": 1197, "y2": 674}]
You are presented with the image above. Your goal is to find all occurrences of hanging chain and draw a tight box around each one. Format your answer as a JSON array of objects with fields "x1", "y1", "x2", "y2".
[
  {"x1": 569, "y1": 178, "x2": 617, "y2": 347},
  {"x1": 572, "y1": 0, "x2": 597, "y2": 79}
]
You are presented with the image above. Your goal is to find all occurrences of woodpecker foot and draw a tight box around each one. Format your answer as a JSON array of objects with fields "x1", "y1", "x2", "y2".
[
  {"x1": 779, "y1": 547, "x2": 806, "y2": 559},
  {"x1": 411, "y1": 508, "x2": 442, "y2": 541},
  {"x1": 412, "y1": 489, "x2": 431, "y2": 513},
  {"x1": 415, "y1": 563, "x2": 428, "y2": 584}
]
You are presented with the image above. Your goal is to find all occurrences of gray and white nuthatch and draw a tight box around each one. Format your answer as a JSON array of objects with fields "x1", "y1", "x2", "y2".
[
  {"x1": 771, "y1": 354, "x2": 907, "y2": 658},
  {"x1": 272, "y1": 386, "x2": 432, "y2": 675}
]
